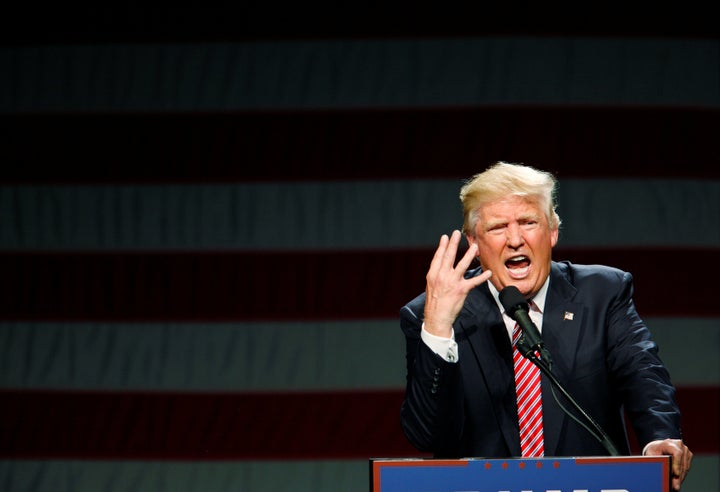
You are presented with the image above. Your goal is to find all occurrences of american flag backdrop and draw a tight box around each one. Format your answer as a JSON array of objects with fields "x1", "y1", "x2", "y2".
[{"x1": 0, "y1": 8, "x2": 718, "y2": 492}]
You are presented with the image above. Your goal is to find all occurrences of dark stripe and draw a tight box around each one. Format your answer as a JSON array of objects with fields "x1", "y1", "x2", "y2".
[
  {"x1": 0, "y1": 248, "x2": 717, "y2": 321},
  {"x1": 4, "y1": 7, "x2": 717, "y2": 45},
  {"x1": 2, "y1": 108, "x2": 718, "y2": 183},
  {"x1": 0, "y1": 387, "x2": 715, "y2": 459}
]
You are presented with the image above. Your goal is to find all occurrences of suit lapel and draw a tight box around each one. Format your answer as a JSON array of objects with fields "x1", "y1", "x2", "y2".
[
  {"x1": 456, "y1": 284, "x2": 521, "y2": 455},
  {"x1": 540, "y1": 262, "x2": 584, "y2": 456}
]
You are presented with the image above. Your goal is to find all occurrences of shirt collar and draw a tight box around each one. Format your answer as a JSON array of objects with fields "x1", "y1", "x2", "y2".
[{"x1": 487, "y1": 274, "x2": 550, "y2": 314}]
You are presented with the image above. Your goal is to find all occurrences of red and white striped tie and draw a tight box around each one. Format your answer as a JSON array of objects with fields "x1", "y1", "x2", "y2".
[{"x1": 512, "y1": 321, "x2": 545, "y2": 457}]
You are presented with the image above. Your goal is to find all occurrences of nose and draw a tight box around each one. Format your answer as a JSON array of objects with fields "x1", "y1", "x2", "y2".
[{"x1": 506, "y1": 223, "x2": 525, "y2": 249}]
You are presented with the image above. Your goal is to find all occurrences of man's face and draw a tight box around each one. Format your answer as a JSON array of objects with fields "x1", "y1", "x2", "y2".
[{"x1": 466, "y1": 195, "x2": 558, "y2": 298}]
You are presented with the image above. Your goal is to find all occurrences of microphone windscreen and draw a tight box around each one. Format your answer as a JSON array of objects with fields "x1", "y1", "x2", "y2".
[{"x1": 499, "y1": 285, "x2": 528, "y2": 313}]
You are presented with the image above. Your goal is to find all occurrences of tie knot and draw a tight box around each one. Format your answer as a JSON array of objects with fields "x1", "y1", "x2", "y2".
[{"x1": 511, "y1": 322, "x2": 522, "y2": 344}]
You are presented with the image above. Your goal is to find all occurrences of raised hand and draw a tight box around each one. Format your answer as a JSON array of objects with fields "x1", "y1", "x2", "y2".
[{"x1": 423, "y1": 230, "x2": 492, "y2": 338}]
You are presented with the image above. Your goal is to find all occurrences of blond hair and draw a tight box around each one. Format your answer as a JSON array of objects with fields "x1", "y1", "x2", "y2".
[{"x1": 460, "y1": 162, "x2": 561, "y2": 236}]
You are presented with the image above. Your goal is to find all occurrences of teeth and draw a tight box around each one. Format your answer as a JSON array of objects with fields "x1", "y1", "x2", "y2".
[
  {"x1": 508, "y1": 255, "x2": 527, "y2": 262},
  {"x1": 508, "y1": 265, "x2": 530, "y2": 279}
]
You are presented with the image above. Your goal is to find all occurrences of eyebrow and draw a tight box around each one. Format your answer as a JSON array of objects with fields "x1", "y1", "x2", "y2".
[
  {"x1": 482, "y1": 219, "x2": 506, "y2": 230},
  {"x1": 483, "y1": 213, "x2": 541, "y2": 230},
  {"x1": 517, "y1": 213, "x2": 541, "y2": 222}
]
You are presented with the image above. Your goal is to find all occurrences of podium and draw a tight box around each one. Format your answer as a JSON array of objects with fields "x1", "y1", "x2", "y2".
[{"x1": 370, "y1": 456, "x2": 671, "y2": 492}]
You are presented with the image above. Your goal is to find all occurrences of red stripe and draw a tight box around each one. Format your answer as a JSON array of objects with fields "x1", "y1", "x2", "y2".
[
  {"x1": 675, "y1": 386, "x2": 720, "y2": 455},
  {"x1": 2, "y1": 108, "x2": 718, "y2": 183},
  {"x1": 625, "y1": 386, "x2": 719, "y2": 456},
  {"x1": 0, "y1": 389, "x2": 419, "y2": 460},
  {"x1": 0, "y1": 248, "x2": 717, "y2": 321},
  {"x1": 0, "y1": 387, "x2": 715, "y2": 459}
]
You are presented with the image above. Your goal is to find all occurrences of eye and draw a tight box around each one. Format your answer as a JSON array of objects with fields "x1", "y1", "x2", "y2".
[{"x1": 486, "y1": 224, "x2": 506, "y2": 234}]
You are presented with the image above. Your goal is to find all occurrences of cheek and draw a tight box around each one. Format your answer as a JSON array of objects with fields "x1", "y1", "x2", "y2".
[
  {"x1": 476, "y1": 241, "x2": 504, "y2": 266},
  {"x1": 479, "y1": 236, "x2": 505, "y2": 255}
]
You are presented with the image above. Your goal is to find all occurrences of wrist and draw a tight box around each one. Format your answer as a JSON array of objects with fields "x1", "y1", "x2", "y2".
[{"x1": 422, "y1": 320, "x2": 454, "y2": 339}]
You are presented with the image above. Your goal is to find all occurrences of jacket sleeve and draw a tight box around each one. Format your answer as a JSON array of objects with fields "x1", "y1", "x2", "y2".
[
  {"x1": 605, "y1": 271, "x2": 683, "y2": 447},
  {"x1": 399, "y1": 295, "x2": 466, "y2": 456}
]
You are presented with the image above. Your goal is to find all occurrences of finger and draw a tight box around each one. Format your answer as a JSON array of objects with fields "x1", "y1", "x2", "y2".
[
  {"x1": 679, "y1": 446, "x2": 692, "y2": 479},
  {"x1": 667, "y1": 443, "x2": 683, "y2": 477},
  {"x1": 671, "y1": 476, "x2": 681, "y2": 491},
  {"x1": 467, "y1": 268, "x2": 493, "y2": 289},
  {"x1": 440, "y1": 230, "x2": 461, "y2": 271},
  {"x1": 454, "y1": 241, "x2": 478, "y2": 273},
  {"x1": 670, "y1": 443, "x2": 692, "y2": 485},
  {"x1": 672, "y1": 453, "x2": 682, "y2": 477},
  {"x1": 673, "y1": 444, "x2": 687, "y2": 478},
  {"x1": 427, "y1": 234, "x2": 450, "y2": 279}
]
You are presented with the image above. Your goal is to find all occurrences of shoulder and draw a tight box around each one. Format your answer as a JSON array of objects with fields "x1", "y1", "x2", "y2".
[
  {"x1": 554, "y1": 260, "x2": 632, "y2": 286},
  {"x1": 400, "y1": 291, "x2": 426, "y2": 338},
  {"x1": 552, "y1": 260, "x2": 636, "y2": 302},
  {"x1": 402, "y1": 291, "x2": 426, "y2": 319},
  {"x1": 551, "y1": 261, "x2": 640, "y2": 319}
]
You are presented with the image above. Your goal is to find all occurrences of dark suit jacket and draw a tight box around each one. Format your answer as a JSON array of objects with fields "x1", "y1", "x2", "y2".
[{"x1": 400, "y1": 260, "x2": 682, "y2": 458}]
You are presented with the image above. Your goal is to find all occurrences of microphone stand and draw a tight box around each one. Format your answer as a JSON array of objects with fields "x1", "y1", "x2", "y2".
[{"x1": 516, "y1": 336, "x2": 621, "y2": 457}]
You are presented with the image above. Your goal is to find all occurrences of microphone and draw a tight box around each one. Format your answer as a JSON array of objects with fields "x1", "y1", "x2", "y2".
[{"x1": 499, "y1": 285, "x2": 545, "y2": 358}]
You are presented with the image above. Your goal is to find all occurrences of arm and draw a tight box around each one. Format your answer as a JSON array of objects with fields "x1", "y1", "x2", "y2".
[
  {"x1": 399, "y1": 304, "x2": 465, "y2": 455},
  {"x1": 399, "y1": 231, "x2": 492, "y2": 455},
  {"x1": 605, "y1": 271, "x2": 692, "y2": 490}
]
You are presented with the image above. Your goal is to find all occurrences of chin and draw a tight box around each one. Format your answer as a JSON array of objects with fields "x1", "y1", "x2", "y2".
[{"x1": 505, "y1": 280, "x2": 533, "y2": 296}]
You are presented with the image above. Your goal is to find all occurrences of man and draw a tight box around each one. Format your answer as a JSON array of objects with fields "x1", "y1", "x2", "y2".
[{"x1": 400, "y1": 162, "x2": 692, "y2": 490}]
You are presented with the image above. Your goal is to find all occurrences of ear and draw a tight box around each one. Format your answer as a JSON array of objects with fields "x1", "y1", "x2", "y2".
[
  {"x1": 465, "y1": 232, "x2": 478, "y2": 251},
  {"x1": 550, "y1": 227, "x2": 559, "y2": 247}
]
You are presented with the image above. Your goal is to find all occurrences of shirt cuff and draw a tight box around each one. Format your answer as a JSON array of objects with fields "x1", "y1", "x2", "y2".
[{"x1": 421, "y1": 322, "x2": 459, "y2": 363}]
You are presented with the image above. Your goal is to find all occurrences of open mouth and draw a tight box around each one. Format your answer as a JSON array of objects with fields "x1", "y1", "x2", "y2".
[{"x1": 505, "y1": 255, "x2": 531, "y2": 279}]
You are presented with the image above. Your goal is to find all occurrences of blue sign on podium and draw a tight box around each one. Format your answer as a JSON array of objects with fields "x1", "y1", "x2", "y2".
[{"x1": 370, "y1": 456, "x2": 670, "y2": 492}]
